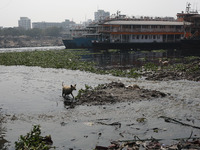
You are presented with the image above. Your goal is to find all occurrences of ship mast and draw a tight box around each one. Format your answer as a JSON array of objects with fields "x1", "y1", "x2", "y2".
[
  {"x1": 183, "y1": 3, "x2": 200, "y2": 39},
  {"x1": 185, "y1": 2, "x2": 191, "y2": 14}
]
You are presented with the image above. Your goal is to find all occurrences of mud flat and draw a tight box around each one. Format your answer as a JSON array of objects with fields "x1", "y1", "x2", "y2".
[
  {"x1": 143, "y1": 58, "x2": 200, "y2": 82},
  {"x1": 73, "y1": 82, "x2": 167, "y2": 106}
]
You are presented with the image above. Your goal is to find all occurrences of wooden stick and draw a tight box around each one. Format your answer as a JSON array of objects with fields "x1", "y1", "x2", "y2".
[{"x1": 159, "y1": 116, "x2": 200, "y2": 130}]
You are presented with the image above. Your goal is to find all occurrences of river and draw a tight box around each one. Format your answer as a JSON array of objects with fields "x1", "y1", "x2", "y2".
[{"x1": 0, "y1": 47, "x2": 200, "y2": 149}]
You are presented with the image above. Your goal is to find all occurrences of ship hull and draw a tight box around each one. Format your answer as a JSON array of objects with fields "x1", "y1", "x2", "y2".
[
  {"x1": 181, "y1": 39, "x2": 200, "y2": 50},
  {"x1": 63, "y1": 38, "x2": 200, "y2": 51},
  {"x1": 62, "y1": 37, "x2": 96, "y2": 49}
]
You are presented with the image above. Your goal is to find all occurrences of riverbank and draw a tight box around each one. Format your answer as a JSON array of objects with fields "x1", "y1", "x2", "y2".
[
  {"x1": 0, "y1": 49, "x2": 199, "y2": 81},
  {"x1": 0, "y1": 36, "x2": 63, "y2": 48}
]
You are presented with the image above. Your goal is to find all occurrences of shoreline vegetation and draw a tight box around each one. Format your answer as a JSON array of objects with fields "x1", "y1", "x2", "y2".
[
  {"x1": 0, "y1": 49, "x2": 199, "y2": 81},
  {"x1": 0, "y1": 49, "x2": 141, "y2": 78}
]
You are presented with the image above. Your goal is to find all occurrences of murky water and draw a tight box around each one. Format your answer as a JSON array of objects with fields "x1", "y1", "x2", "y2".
[
  {"x1": 0, "y1": 65, "x2": 200, "y2": 149},
  {"x1": 77, "y1": 48, "x2": 200, "y2": 69},
  {"x1": 0, "y1": 47, "x2": 200, "y2": 149}
]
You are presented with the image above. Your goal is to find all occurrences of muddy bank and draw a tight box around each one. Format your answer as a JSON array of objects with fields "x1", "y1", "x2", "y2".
[
  {"x1": 66, "y1": 82, "x2": 167, "y2": 106},
  {"x1": 144, "y1": 70, "x2": 200, "y2": 81},
  {"x1": 142, "y1": 58, "x2": 200, "y2": 81},
  {"x1": 95, "y1": 138, "x2": 200, "y2": 150},
  {"x1": 0, "y1": 36, "x2": 63, "y2": 48}
]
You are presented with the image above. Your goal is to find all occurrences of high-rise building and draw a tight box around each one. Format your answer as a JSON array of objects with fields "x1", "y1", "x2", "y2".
[
  {"x1": 18, "y1": 17, "x2": 31, "y2": 30},
  {"x1": 94, "y1": 10, "x2": 110, "y2": 21}
]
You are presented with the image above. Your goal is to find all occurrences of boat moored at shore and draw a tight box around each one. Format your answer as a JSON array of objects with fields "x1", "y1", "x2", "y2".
[
  {"x1": 62, "y1": 37, "x2": 96, "y2": 49},
  {"x1": 62, "y1": 4, "x2": 200, "y2": 50},
  {"x1": 92, "y1": 19, "x2": 185, "y2": 50}
]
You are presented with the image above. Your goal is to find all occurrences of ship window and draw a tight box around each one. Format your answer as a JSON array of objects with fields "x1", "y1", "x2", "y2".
[
  {"x1": 135, "y1": 25, "x2": 141, "y2": 28},
  {"x1": 160, "y1": 25, "x2": 165, "y2": 29},
  {"x1": 142, "y1": 25, "x2": 149, "y2": 29},
  {"x1": 153, "y1": 35, "x2": 156, "y2": 39},
  {"x1": 145, "y1": 35, "x2": 148, "y2": 39},
  {"x1": 151, "y1": 25, "x2": 157, "y2": 28},
  {"x1": 137, "y1": 35, "x2": 140, "y2": 39},
  {"x1": 157, "y1": 35, "x2": 160, "y2": 39}
]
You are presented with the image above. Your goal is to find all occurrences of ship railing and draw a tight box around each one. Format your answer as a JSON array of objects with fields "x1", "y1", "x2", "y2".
[{"x1": 98, "y1": 28, "x2": 184, "y2": 33}]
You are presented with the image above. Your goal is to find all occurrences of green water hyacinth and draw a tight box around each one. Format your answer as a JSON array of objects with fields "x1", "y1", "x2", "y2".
[
  {"x1": 0, "y1": 49, "x2": 95, "y2": 71},
  {"x1": 15, "y1": 125, "x2": 54, "y2": 150},
  {"x1": 0, "y1": 49, "x2": 141, "y2": 79}
]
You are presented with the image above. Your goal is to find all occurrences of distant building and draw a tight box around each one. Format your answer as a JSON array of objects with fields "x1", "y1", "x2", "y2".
[
  {"x1": 32, "y1": 19, "x2": 76, "y2": 30},
  {"x1": 94, "y1": 10, "x2": 110, "y2": 21},
  {"x1": 32, "y1": 22, "x2": 62, "y2": 29},
  {"x1": 61, "y1": 19, "x2": 76, "y2": 29},
  {"x1": 82, "y1": 19, "x2": 93, "y2": 27},
  {"x1": 18, "y1": 17, "x2": 31, "y2": 30}
]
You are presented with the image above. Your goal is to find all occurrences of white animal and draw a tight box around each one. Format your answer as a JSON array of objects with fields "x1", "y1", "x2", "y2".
[{"x1": 159, "y1": 58, "x2": 169, "y2": 66}]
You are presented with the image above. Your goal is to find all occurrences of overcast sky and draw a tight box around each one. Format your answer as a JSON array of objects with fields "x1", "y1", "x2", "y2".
[{"x1": 0, "y1": 0, "x2": 199, "y2": 27}]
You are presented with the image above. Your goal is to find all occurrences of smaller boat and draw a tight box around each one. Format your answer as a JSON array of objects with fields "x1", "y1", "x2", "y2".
[
  {"x1": 62, "y1": 24, "x2": 99, "y2": 49},
  {"x1": 62, "y1": 37, "x2": 97, "y2": 49}
]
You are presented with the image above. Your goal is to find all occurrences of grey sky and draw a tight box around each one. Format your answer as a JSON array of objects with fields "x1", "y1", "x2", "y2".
[{"x1": 0, "y1": 0, "x2": 199, "y2": 27}]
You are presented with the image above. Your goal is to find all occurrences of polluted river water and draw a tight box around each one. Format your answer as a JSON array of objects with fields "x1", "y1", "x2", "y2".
[
  {"x1": 0, "y1": 65, "x2": 200, "y2": 149},
  {"x1": 0, "y1": 47, "x2": 200, "y2": 149}
]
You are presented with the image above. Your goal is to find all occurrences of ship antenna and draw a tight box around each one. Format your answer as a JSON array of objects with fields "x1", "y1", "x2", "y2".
[
  {"x1": 186, "y1": 2, "x2": 191, "y2": 13},
  {"x1": 116, "y1": 10, "x2": 121, "y2": 18}
]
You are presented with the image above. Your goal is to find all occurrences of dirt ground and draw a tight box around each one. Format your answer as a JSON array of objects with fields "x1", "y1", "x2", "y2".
[
  {"x1": 144, "y1": 69, "x2": 200, "y2": 81},
  {"x1": 144, "y1": 59, "x2": 200, "y2": 82},
  {"x1": 73, "y1": 82, "x2": 167, "y2": 106}
]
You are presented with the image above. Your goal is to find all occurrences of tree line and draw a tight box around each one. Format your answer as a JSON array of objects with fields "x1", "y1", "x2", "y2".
[{"x1": 0, "y1": 27, "x2": 63, "y2": 37}]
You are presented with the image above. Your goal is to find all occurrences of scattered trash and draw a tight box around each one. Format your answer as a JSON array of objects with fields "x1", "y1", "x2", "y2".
[
  {"x1": 95, "y1": 137, "x2": 200, "y2": 150},
  {"x1": 136, "y1": 117, "x2": 147, "y2": 123},
  {"x1": 83, "y1": 122, "x2": 94, "y2": 126}
]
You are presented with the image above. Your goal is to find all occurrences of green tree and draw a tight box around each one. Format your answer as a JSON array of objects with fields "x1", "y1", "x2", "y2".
[
  {"x1": 1, "y1": 27, "x2": 24, "y2": 36},
  {"x1": 26, "y1": 28, "x2": 43, "y2": 37},
  {"x1": 44, "y1": 27, "x2": 62, "y2": 37}
]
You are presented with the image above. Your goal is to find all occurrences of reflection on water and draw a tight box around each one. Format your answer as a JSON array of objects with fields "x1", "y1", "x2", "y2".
[
  {"x1": 1, "y1": 46, "x2": 199, "y2": 70},
  {"x1": 80, "y1": 49, "x2": 200, "y2": 69}
]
